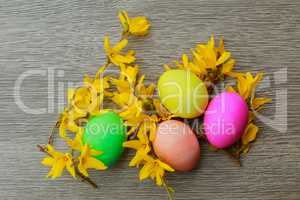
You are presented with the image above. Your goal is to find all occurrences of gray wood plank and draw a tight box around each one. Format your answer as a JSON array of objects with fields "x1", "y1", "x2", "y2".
[{"x1": 0, "y1": 0, "x2": 299, "y2": 199}]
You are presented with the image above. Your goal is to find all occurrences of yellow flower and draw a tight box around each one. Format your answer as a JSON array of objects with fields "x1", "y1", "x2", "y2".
[
  {"x1": 237, "y1": 72, "x2": 264, "y2": 101},
  {"x1": 189, "y1": 51, "x2": 208, "y2": 77},
  {"x1": 112, "y1": 91, "x2": 144, "y2": 132},
  {"x1": 124, "y1": 65, "x2": 139, "y2": 85},
  {"x1": 59, "y1": 109, "x2": 86, "y2": 138},
  {"x1": 123, "y1": 113, "x2": 147, "y2": 135},
  {"x1": 194, "y1": 34, "x2": 231, "y2": 70},
  {"x1": 217, "y1": 36, "x2": 235, "y2": 74},
  {"x1": 111, "y1": 78, "x2": 131, "y2": 94},
  {"x1": 60, "y1": 69, "x2": 111, "y2": 139},
  {"x1": 242, "y1": 123, "x2": 259, "y2": 145},
  {"x1": 71, "y1": 87, "x2": 93, "y2": 111},
  {"x1": 119, "y1": 99, "x2": 143, "y2": 119},
  {"x1": 111, "y1": 65, "x2": 139, "y2": 91},
  {"x1": 110, "y1": 64, "x2": 157, "y2": 146},
  {"x1": 41, "y1": 145, "x2": 75, "y2": 179},
  {"x1": 178, "y1": 54, "x2": 207, "y2": 78},
  {"x1": 67, "y1": 127, "x2": 84, "y2": 151},
  {"x1": 74, "y1": 72, "x2": 109, "y2": 114},
  {"x1": 104, "y1": 35, "x2": 136, "y2": 67},
  {"x1": 227, "y1": 72, "x2": 271, "y2": 112},
  {"x1": 119, "y1": 10, "x2": 150, "y2": 36},
  {"x1": 110, "y1": 64, "x2": 157, "y2": 137},
  {"x1": 111, "y1": 92, "x2": 132, "y2": 107},
  {"x1": 168, "y1": 35, "x2": 234, "y2": 83},
  {"x1": 153, "y1": 99, "x2": 173, "y2": 121},
  {"x1": 136, "y1": 75, "x2": 155, "y2": 100},
  {"x1": 248, "y1": 111, "x2": 255, "y2": 123},
  {"x1": 252, "y1": 97, "x2": 272, "y2": 112},
  {"x1": 78, "y1": 144, "x2": 107, "y2": 177},
  {"x1": 123, "y1": 129, "x2": 151, "y2": 167},
  {"x1": 84, "y1": 71, "x2": 110, "y2": 95},
  {"x1": 144, "y1": 115, "x2": 158, "y2": 141},
  {"x1": 226, "y1": 71, "x2": 270, "y2": 155},
  {"x1": 241, "y1": 123, "x2": 259, "y2": 154},
  {"x1": 83, "y1": 74, "x2": 110, "y2": 115},
  {"x1": 139, "y1": 155, "x2": 174, "y2": 186},
  {"x1": 221, "y1": 58, "x2": 236, "y2": 74}
]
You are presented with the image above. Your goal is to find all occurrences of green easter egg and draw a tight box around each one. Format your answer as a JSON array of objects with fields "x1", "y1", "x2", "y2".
[
  {"x1": 158, "y1": 69, "x2": 208, "y2": 118},
  {"x1": 83, "y1": 112, "x2": 126, "y2": 167}
]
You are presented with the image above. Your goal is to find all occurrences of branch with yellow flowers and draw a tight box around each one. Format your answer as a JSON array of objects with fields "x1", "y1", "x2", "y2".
[
  {"x1": 226, "y1": 72, "x2": 272, "y2": 155},
  {"x1": 109, "y1": 37, "x2": 175, "y2": 196},
  {"x1": 37, "y1": 144, "x2": 101, "y2": 188},
  {"x1": 37, "y1": 10, "x2": 152, "y2": 189},
  {"x1": 37, "y1": 9, "x2": 272, "y2": 200},
  {"x1": 163, "y1": 35, "x2": 235, "y2": 89},
  {"x1": 163, "y1": 35, "x2": 271, "y2": 165}
]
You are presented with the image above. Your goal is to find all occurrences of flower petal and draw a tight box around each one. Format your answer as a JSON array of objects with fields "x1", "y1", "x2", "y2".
[
  {"x1": 129, "y1": 151, "x2": 146, "y2": 167},
  {"x1": 78, "y1": 164, "x2": 89, "y2": 177},
  {"x1": 118, "y1": 11, "x2": 129, "y2": 32},
  {"x1": 155, "y1": 170, "x2": 164, "y2": 186},
  {"x1": 216, "y1": 51, "x2": 231, "y2": 66},
  {"x1": 208, "y1": 34, "x2": 215, "y2": 49},
  {"x1": 65, "y1": 154, "x2": 76, "y2": 178},
  {"x1": 139, "y1": 162, "x2": 153, "y2": 180},
  {"x1": 182, "y1": 54, "x2": 189, "y2": 68},
  {"x1": 242, "y1": 123, "x2": 259, "y2": 145},
  {"x1": 123, "y1": 140, "x2": 142, "y2": 150},
  {"x1": 157, "y1": 160, "x2": 174, "y2": 172},
  {"x1": 113, "y1": 39, "x2": 128, "y2": 52},
  {"x1": 128, "y1": 16, "x2": 150, "y2": 36},
  {"x1": 41, "y1": 157, "x2": 54, "y2": 166},
  {"x1": 51, "y1": 160, "x2": 66, "y2": 179},
  {"x1": 222, "y1": 59, "x2": 235, "y2": 74},
  {"x1": 59, "y1": 122, "x2": 67, "y2": 139},
  {"x1": 252, "y1": 98, "x2": 272, "y2": 111},
  {"x1": 85, "y1": 157, "x2": 107, "y2": 170},
  {"x1": 113, "y1": 54, "x2": 135, "y2": 64},
  {"x1": 104, "y1": 36, "x2": 110, "y2": 52}
]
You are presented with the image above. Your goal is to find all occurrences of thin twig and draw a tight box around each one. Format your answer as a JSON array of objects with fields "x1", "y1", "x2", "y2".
[
  {"x1": 162, "y1": 180, "x2": 174, "y2": 200},
  {"x1": 74, "y1": 167, "x2": 98, "y2": 188},
  {"x1": 47, "y1": 124, "x2": 56, "y2": 145},
  {"x1": 37, "y1": 144, "x2": 49, "y2": 155},
  {"x1": 47, "y1": 120, "x2": 60, "y2": 145}
]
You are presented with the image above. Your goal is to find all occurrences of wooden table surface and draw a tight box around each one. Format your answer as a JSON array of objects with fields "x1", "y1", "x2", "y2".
[{"x1": 0, "y1": 0, "x2": 299, "y2": 199}]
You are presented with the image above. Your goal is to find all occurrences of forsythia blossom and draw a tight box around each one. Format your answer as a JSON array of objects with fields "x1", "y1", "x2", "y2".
[
  {"x1": 119, "y1": 10, "x2": 150, "y2": 36},
  {"x1": 104, "y1": 35, "x2": 136, "y2": 67},
  {"x1": 41, "y1": 145, "x2": 75, "y2": 179}
]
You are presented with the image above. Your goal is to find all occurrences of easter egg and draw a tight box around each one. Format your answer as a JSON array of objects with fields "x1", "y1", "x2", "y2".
[
  {"x1": 83, "y1": 112, "x2": 126, "y2": 167},
  {"x1": 158, "y1": 69, "x2": 208, "y2": 118},
  {"x1": 204, "y1": 91, "x2": 248, "y2": 148},
  {"x1": 153, "y1": 120, "x2": 200, "y2": 171}
]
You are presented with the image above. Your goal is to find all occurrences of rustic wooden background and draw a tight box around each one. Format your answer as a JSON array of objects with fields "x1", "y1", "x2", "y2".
[{"x1": 0, "y1": 0, "x2": 299, "y2": 199}]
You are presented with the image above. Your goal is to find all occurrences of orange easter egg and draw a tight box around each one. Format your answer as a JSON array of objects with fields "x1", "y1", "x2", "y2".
[{"x1": 153, "y1": 120, "x2": 200, "y2": 171}]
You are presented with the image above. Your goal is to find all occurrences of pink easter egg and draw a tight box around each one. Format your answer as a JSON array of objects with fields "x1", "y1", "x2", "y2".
[
  {"x1": 153, "y1": 120, "x2": 200, "y2": 171},
  {"x1": 204, "y1": 91, "x2": 248, "y2": 148}
]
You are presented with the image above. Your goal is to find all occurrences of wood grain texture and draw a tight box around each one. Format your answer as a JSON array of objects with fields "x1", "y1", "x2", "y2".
[{"x1": 0, "y1": 0, "x2": 299, "y2": 199}]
